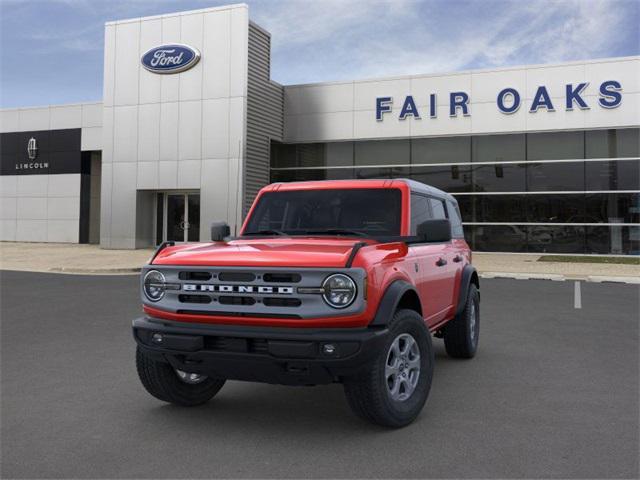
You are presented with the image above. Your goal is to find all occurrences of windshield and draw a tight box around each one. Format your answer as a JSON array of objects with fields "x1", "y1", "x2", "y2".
[{"x1": 243, "y1": 188, "x2": 402, "y2": 237}]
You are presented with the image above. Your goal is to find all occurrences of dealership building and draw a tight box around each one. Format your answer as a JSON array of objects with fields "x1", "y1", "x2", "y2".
[{"x1": 1, "y1": 3, "x2": 638, "y2": 254}]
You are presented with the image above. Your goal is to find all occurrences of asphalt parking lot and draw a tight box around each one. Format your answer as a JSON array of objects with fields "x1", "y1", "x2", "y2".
[{"x1": 1, "y1": 271, "x2": 638, "y2": 479}]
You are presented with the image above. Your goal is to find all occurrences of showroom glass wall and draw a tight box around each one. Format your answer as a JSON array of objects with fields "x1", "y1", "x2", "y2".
[{"x1": 270, "y1": 128, "x2": 640, "y2": 254}]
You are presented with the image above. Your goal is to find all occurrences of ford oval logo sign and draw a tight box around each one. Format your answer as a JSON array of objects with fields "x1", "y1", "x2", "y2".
[{"x1": 141, "y1": 44, "x2": 201, "y2": 74}]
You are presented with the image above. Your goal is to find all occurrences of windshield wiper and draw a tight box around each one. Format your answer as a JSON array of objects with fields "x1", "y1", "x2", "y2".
[
  {"x1": 243, "y1": 229, "x2": 288, "y2": 236},
  {"x1": 303, "y1": 229, "x2": 368, "y2": 237}
]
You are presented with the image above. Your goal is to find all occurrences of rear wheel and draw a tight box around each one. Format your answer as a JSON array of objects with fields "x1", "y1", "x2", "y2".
[
  {"x1": 136, "y1": 347, "x2": 225, "y2": 406},
  {"x1": 343, "y1": 309, "x2": 434, "y2": 428},
  {"x1": 443, "y1": 284, "x2": 480, "y2": 358}
]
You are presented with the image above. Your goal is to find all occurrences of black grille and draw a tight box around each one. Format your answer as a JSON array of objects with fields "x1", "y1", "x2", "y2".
[
  {"x1": 178, "y1": 294, "x2": 212, "y2": 304},
  {"x1": 263, "y1": 273, "x2": 301, "y2": 283},
  {"x1": 219, "y1": 272, "x2": 256, "y2": 282},
  {"x1": 178, "y1": 271, "x2": 212, "y2": 281},
  {"x1": 219, "y1": 296, "x2": 256, "y2": 306},
  {"x1": 263, "y1": 297, "x2": 302, "y2": 307}
]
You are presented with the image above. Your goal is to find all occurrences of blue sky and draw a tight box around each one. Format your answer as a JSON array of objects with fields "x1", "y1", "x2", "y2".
[{"x1": 1, "y1": 0, "x2": 638, "y2": 108}]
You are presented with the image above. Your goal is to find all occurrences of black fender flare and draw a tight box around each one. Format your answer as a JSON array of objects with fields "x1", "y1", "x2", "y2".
[
  {"x1": 455, "y1": 265, "x2": 480, "y2": 317},
  {"x1": 370, "y1": 280, "x2": 420, "y2": 327}
]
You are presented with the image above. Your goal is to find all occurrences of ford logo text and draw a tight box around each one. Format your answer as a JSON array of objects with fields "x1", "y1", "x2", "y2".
[{"x1": 141, "y1": 44, "x2": 200, "y2": 74}]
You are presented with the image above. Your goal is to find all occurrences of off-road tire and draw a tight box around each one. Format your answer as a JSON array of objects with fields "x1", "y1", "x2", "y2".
[
  {"x1": 136, "y1": 347, "x2": 225, "y2": 406},
  {"x1": 443, "y1": 284, "x2": 479, "y2": 358},
  {"x1": 343, "y1": 309, "x2": 434, "y2": 428}
]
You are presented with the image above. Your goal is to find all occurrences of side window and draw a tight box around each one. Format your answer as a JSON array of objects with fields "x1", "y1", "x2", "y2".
[
  {"x1": 429, "y1": 198, "x2": 447, "y2": 219},
  {"x1": 447, "y1": 200, "x2": 465, "y2": 238},
  {"x1": 410, "y1": 194, "x2": 432, "y2": 234}
]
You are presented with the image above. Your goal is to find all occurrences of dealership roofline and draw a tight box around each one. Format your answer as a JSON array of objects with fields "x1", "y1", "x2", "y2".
[{"x1": 104, "y1": 2, "x2": 248, "y2": 26}]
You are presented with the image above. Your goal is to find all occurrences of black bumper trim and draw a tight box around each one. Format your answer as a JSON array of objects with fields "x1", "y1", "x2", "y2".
[{"x1": 132, "y1": 317, "x2": 389, "y2": 386}]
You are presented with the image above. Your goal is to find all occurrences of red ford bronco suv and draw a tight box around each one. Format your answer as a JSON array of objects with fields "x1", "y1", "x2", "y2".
[{"x1": 133, "y1": 179, "x2": 479, "y2": 427}]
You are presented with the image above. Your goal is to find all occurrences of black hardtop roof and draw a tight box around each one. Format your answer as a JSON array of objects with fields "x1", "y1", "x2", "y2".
[{"x1": 396, "y1": 179, "x2": 458, "y2": 204}]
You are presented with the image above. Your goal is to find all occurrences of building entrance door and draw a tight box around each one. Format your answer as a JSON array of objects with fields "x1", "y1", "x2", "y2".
[{"x1": 162, "y1": 192, "x2": 200, "y2": 242}]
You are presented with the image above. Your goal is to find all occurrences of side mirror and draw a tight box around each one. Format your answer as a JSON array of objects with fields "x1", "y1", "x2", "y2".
[
  {"x1": 210, "y1": 222, "x2": 230, "y2": 242},
  {"x1": 416, "y1": 219, "x2": 451, "y2": 243}
]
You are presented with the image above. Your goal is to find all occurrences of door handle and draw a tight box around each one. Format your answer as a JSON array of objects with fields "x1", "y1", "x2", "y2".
[
  {"x1": 453, "y1": 255, "x2": 463, "y2": 263},
  {"x1": 435, "y1": 257, "x2": 447, "y2": 267}
]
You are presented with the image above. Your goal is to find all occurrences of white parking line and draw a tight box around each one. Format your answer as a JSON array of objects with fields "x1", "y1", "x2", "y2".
[{"x1": 574, "y1": 281, "x2": 582, "y2": 309}]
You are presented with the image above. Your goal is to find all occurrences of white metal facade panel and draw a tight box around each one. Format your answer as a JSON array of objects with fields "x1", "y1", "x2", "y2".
[{"x1": 100, "y1": 4, "x2": 250, "y2": 248}]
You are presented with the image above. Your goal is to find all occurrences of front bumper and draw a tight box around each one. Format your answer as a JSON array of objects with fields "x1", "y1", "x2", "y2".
[{"x1": 133, "y1": 316, "x2": 389, "y2": 386}]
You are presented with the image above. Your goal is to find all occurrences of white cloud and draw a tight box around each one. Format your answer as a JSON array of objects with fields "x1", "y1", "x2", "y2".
[{"x1": 253, "y1": 0, "x2": 634, "y2": 84}]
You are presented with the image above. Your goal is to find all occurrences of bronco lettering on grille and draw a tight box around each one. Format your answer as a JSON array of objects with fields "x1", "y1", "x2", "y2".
[{"x1": 182, "y1": 284, "x2": 294, "y2": 294}]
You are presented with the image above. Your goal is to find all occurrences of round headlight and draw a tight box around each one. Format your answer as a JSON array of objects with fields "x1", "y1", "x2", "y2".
[
  {"x1": 143, "y1": 270, "x2": 166, "y2": 302},
  {"x1": 322, "y1": 274, "x2": 357, "y2": 309}
]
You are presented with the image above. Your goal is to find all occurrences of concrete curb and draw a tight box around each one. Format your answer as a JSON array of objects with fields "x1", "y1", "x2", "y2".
[
  {"x1": 48, "y1": 267, "x2": 142, "y2": 274},
  {"x1": 480, "y1": 272, "x2": 640, "y2": 284}
]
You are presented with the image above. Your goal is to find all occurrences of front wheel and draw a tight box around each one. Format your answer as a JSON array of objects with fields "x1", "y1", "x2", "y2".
[
  {"x1": 136, "y1": 347, "x2": 226, "y2": 406},
  {"x1": 343, "y1": 309, "x2": 434, "y2": 428}
]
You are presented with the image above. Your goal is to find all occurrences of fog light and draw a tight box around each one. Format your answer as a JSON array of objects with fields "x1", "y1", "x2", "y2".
[
  {"x1": 323, "y1": 343, "x2": 336, "y2": 354},
  {"x1": 152, "y1": 333, "x2": 163, "y2": 344}
]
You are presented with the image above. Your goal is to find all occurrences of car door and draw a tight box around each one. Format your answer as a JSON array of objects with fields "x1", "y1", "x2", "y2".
[
  {"x1": 428, "y1": 197, "x2": 459, "y2": 318},
  {"x1": 409, "y1": 193, "x2": 451, "y2": 325}
]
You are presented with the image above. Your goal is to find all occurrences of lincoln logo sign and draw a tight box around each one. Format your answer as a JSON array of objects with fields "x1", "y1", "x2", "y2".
[
  {"x1": 376, "y1": 80, "x2": 623, "y2": 120},
  {"x1": 141, "y1": 44, "x2": 201, "y2": 74}
]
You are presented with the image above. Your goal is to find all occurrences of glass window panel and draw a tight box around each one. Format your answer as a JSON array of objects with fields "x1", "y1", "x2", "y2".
[
  {"x1": 473, "y1": 195, "x2": 528, "y2": 222},
  {"x1": 429, "y1": 198, "x2": 447, "y2": 219},
  {"x1": 187, "y1": 194, "x2": 200, "y2": 242},
  {"x1": 472, "y1": 163, "x2": 526, "y2": 192},
  {"x1": 527, "y1": 161, "x2": 585, "y2": 191},
  {"x1": 469, "y1": 225, "x2": 528, "y2": 252},
  {"x1": 446, "y1": 200, "x2": 465, "y2": 238},
  {"x1": 585, "y1": 192, "x2": 640, "y2": 224},
  {"x1": 325, "y1": 142, "x2": 354, "y2": 166},
  {"x1": 245, "y1": 189, "x2": 402, "y2": 236},
  {"x1": 411, "y1": 136, "x2": 471, "y2": 164},
  {"x1": 526, "y1": 226, "x2": 585, "y2": 254},
  {"x1": 410, "y1": 194, "x2": 432, "y2": 234},
  {"x1": 454, "y1": 196, "x2": 473, "y2": 222},
  {"x1": 354, "y1": 167, "x2": 410, "y2": 180},
  {"x1": 526, "y1": 194, "x2": 585, "y2": 222},
  {"x1": 527, "y1": 131, "x2": 584, "y2": 160},
  {"x1": 270, "y1": 142, "x2": 296, "y2": 168},
  {"x1": 410, "y1": 165, "x2": 472, "y2": 192},
  {"x1": 297, "y1": 144, "x2": 325, "y2": 167},
  {"x1": 472, "y1": 134, "x2": 525, "y2": 162},
  {"x1": 585, "y1": 128, "x2": 640, "y2": 159},
  {"x1": 585, "y1": 160, "x2": 640, "y2": 191},
  {"x1": 271, "y1": 168, "x2": 354, "y2": 183},
  {"x1": 586, "y1": 226, "x2": 640, "y2": 255},
  {"x1": 354, "y1": 139, "x2": 409, "y2": 166}
]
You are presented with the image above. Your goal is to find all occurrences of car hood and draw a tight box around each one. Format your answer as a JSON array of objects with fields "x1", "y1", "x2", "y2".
[{"x1": 151, "y1": 237, "x2": 373, "y2": 268}]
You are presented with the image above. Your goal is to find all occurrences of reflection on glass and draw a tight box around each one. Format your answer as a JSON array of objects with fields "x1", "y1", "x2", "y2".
[
  {"x1": 355, "y1": 140, "x2": 409, "y2": 166},
  {"x1": 585, "y1": 160, "x2": 640, "y2": 190},
  {"x1": 527, "y1": 194, "x2": 585, "y2": 222},
  {"x1": 527, "y1": 162, "x2": 585, "y2": 191},
  {"x1": 410, "y1": 165, "x2": 472, "y2": 192},
  {"x1": 586, "y1": 226, "x2": 640, "y2": 255},
  {"x1": 585, "y1": 193, "x2": 640, "y2": 224},
  {"x1": 188, "y1": 194, "x2": 200, "y2": 242},
  {"x1": 472, "y1": 134, "x2": 525, "y2": 162},
  {"x1": 527, "y1": 131, "x2": 584, "y2": 160},
  {"x1": 472, "y1": 163, "x2": 526, "y2": 192},
  {"x1": 166, "y1": 194, "x2": 185, "y2": 242},
  {"x1": 585, "y1": 128, "x2": 640, "y2": 158},
  {"x1": 411, "y1": 137, "x2": 471, "y2": 164},
  {"x1": 526, "y1": 226, "x2": 585, "y2": 254}
]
